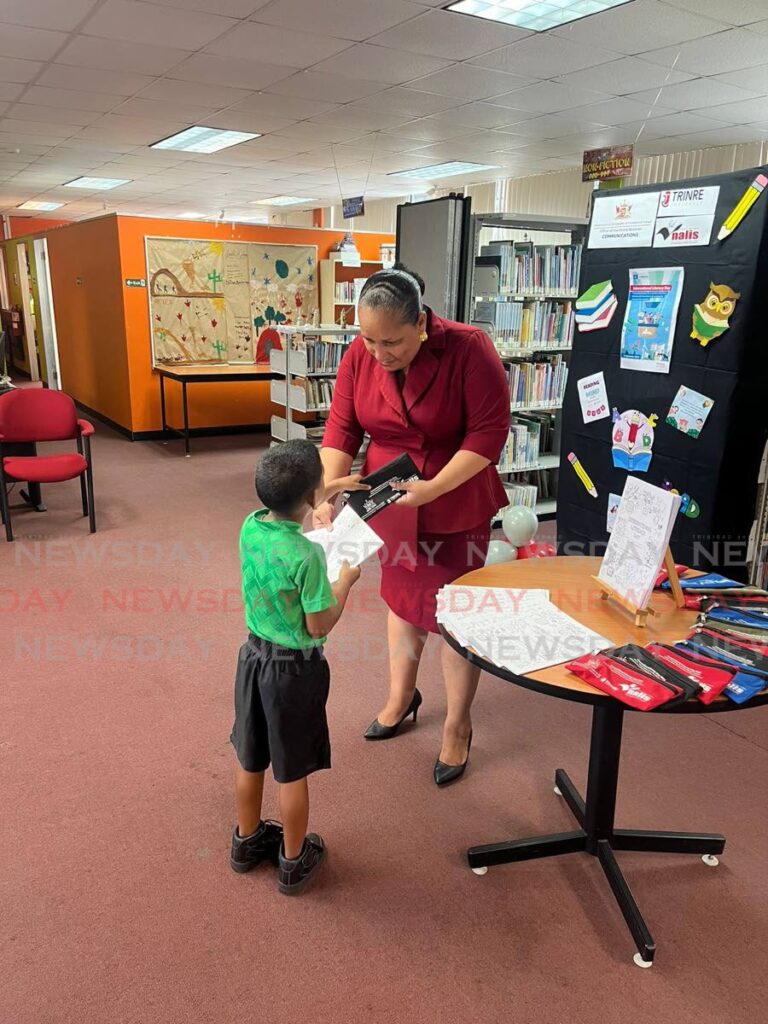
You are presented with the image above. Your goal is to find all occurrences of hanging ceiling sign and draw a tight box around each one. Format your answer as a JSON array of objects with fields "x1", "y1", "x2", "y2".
[
  {"x1": 342, "y1": 196, "x2": 365, "y2": 218},
  {"x1": 582, "y1": 145, "x2": 634, "y2": 183}
]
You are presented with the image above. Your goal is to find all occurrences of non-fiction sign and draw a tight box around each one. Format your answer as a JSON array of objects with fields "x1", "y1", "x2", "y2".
[
  {"x1": 588, "y1": 191, "x2": 659, "y2": 249},
  {"x1": 582, "y1": 145, "x2": 633, "y2": 183},
  {"x1": 342, "y1": 195, "x2": 365, "y2": 218}
]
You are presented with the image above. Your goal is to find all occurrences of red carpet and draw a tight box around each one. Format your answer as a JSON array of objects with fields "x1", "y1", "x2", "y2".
[{"x1": 2, "y1": 424, "x2": 767, "y2": 1024}]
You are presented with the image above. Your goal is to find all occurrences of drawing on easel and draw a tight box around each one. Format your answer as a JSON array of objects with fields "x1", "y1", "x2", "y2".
[{"x1": 146, "y1": 238, "x2": 318, "y2": 366}]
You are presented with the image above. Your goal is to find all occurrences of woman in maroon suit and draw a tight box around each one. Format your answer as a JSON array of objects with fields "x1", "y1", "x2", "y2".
[{"x1": 316, "y1": 266, "x2": 509, "y2": 785}]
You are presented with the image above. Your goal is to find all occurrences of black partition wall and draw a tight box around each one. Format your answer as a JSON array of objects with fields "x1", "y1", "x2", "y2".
[{"x1": 557, "y1": 166, "x2": 768, "y2": 579}]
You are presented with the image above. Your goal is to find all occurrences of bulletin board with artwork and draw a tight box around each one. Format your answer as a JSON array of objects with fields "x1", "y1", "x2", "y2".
[
  {"x1": 557, "y1": 166, "x2": 768, "y2": 579},
  {"x1": 146, "y1": 237, "x2": 318, "y2": 366}
]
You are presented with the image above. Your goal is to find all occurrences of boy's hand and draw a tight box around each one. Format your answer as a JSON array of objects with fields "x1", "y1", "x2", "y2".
[
  {"x1": 338, "y1": 560, "x2": 361, "y2": 587},
  {"x1": 312, "y1": 501, "x2": 335, "y2": 530}
]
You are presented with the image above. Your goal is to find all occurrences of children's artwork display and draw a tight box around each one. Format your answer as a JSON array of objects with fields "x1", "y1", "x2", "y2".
[
  {"x1": 666, "y1": 386, "x2": 714, "y2": 438},
  {"x1": 690, "y1": 282, "x2": 740, "y2": 346},
  {"x1": 611, "y1": 408, "x2": 657, "y2": 473},
  {"x1": 146, "y1": 237, "x2": 318, "y2": 365},
  {"x1": 620, "y1": 267, "x2": 684, "y2": 373}
]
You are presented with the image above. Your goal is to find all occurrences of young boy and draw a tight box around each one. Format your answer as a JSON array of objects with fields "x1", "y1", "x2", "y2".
[{"x1": 229, "y1": 440, "x2": 359, "y2": 894}]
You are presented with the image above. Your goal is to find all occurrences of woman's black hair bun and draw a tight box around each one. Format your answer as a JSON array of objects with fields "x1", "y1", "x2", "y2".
[{"x1": 392, "y1": 261, "x2": 426, "y2": 296}]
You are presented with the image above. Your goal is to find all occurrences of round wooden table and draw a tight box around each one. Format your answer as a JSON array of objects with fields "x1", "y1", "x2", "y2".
[{"x1": 440, "y1": 556, "x2": 768, "y2": 968}]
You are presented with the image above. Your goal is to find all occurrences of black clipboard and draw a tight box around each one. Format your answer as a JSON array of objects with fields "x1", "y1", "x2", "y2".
[{"x1": 342, "y1": 453, "x2": 422, "y2": 522}]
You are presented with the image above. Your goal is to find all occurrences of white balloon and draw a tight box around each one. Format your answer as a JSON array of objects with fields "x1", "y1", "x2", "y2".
[
  {"x1": 501, "y1": 505, "x2": 538, "y2": 547},
  {"x1": 485, "y1": 540, "x2": 518, "y2": 566}
]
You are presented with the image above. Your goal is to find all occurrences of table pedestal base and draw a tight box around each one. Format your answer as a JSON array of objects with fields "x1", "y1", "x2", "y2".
[{"x1": 467, "y1": 704, "x2": 725, "y2": 966}]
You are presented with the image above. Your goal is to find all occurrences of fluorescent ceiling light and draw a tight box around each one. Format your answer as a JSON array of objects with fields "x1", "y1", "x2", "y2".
[
  {"x1": 389, "y1": 161, "x2": 499, "y2": 180},
  {"x1": 445, "y1": 0, "x2": 631, "y2": 31},
  {"x1": 150, "y1": 126, "x2": 260, "y2": 153},
  {"x1": 63, "y1": 176, "x2": 130, "y2": 190},
  {"x1": 250, "y1": 196, "x2": 315, "y2": 206},
  {"x1": 17, "y1": 200, "x2": 64, "y2": 211}
]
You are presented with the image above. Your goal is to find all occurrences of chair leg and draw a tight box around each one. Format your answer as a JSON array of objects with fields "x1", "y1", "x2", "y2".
[
  {"x1": 84, "y1": 464, "x2": 96, "y2": 533},
  {"x1": 0, "y1": 468, "x2": 13, "y2": 542},
  {"x1": 77, "y1": 437, "x2": 88, "y2": 516}
]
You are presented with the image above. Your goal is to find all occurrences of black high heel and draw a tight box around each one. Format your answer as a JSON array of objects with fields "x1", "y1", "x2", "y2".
[
  {"x1": 363, "y1": 689, "x2": 422, "y2": 740},
  {"x1": 433, "y1": 730, "x2": 472, "y2": 786}
]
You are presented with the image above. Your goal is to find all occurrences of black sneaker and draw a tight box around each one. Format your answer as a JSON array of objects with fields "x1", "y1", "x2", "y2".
[
  {"x1": 277, "y1": 833, "x2": 326, "y2": 895},
  {"x1": 230, "y1": 819, "x2": 283, "y2": 873}
]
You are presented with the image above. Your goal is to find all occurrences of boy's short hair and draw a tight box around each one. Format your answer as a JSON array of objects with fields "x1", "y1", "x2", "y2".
[{"x1": 255, "y1": 439, "x2": 322, "y2": 515}]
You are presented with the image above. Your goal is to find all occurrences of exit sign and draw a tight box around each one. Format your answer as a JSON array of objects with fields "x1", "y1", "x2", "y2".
[{"x1": 125, "y1": 277, "x2": 146, "y2": 287}]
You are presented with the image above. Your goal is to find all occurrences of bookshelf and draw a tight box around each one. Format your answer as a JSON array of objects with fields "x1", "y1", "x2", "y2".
[
  {"x1": 319, "y1": 252, "x2": 383, "y2": 326},
  {"x1": 269, "y1": 325, "x2": 358, "y2": 445},
  {"x1": 465, "y1": 212, "x2": 588, "y2": 523}
]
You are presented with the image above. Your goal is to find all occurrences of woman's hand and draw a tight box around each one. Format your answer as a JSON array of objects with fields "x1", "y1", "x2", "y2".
[
  {"x1": 392, "y1": 479, "x2": 441, "y2": 509},
  {"x1": 327, "y1": 473, "x2": 370, "y2": 498},
  {"x1": 312, "y1": 501, "x2": 336, "y2": 530}
]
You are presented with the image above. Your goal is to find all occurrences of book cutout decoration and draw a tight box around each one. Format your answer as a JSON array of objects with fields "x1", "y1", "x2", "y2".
[
  {"x1": 575, "y1": 280, "x2": 617, "y2": 332},
  {"x1": 691, "y1": 283, "x2": 740, "y2": 347},
  {"x1": 611, "y1": 408, "x2": 657, "y2": 472}
]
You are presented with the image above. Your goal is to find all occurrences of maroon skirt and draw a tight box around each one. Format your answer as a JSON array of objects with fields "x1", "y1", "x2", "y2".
[{"x1": 379, "y1": 521, "x2": 491, "y2": 634}]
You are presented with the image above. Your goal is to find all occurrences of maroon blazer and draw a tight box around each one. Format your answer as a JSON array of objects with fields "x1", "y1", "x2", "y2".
[{"x1": 323, "y1": 310, "x2": 509, "y2": 562}]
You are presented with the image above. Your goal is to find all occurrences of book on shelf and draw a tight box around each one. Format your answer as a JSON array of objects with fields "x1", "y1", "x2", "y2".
[
  {"x1": 506, "y1": 355, "x2": 568, "y2": 408},
  {"x1": 291, "y1": 338, "x2": 350, "y2": 374},
  {"x1": 475, "y1": 297, "x2": 574, "y2": 348},
  {"x1": 501, "y1": 482, "x2": 537, "y2": 510},
  {"x1": 480, "y1": 241, "x2": 581, "y2": 295},
  {"x1": 300, "y1": 376, "x2": 336, "y2": 410}
]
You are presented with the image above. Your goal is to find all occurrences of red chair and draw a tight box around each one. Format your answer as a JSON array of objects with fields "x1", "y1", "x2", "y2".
[{"x1": 0, "y1": 389, "x2": 96, "y2": 542}]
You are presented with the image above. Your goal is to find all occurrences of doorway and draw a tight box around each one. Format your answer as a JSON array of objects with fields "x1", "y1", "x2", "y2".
[
  {"x1": 33, "y1": 238, "x2": 61, "y2": 389},
  {"x1": 15, "y1": 242, "x2": 40, "y2": 382}
]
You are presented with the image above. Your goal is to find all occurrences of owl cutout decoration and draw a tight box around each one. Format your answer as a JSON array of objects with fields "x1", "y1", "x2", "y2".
[
  {"x1": 691, "y1": 283, "x2": 740, "y2": 347},
  {"x1": 611, "y1": 408, "x2": 658, "y2": 473}
]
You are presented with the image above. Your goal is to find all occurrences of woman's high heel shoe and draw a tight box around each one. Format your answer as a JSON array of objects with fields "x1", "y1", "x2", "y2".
[
  {"x1": 363, "y1": 689, "x2": 422, "y2": 740},
  {"x1": 433, "y1": 730, "x2": 472, "y2": 786}
]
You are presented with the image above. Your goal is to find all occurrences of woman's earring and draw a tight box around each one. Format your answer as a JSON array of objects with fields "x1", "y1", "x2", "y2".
[{"x1": 419, "y1": 331, "x2": 428, "y2": 342}]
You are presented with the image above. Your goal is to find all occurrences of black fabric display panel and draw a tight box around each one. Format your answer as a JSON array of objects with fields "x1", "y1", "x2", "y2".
[{"x1": 558, "y1": 167, "x2": 768, "y2": 579}]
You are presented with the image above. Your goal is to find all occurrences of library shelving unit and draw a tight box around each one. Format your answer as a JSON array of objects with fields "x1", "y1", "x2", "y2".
[
  {"x1": 319, "y1": 251, "x2": 383, "y2": 326},
  {"x1": 269, "y1": 325, "x2": 361, "y2": 462},
  {"x1": 464, "y1": 212, "x2": 588, "y2": 523}
]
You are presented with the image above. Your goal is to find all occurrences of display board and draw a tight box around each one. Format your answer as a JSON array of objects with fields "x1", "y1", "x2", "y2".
[
  {"x1": 146, "y1": 237, "x2": 318, "y2": 365},
  {"x1": 558, "y1": 167, "x2": 768, "y2": 580}
]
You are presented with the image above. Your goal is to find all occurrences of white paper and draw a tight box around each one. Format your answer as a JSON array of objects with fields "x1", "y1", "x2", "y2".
[
  {"x1": 588, "y1": 191, "x2": 659, "y2": 249},
  {"x1": 653, "y1": 215, "x2": 714, "y2": 247},
  {"x1": 607, "y1": 493, "x2": 622, "y2": 534},
  {"x1": 577, "y1": 371, "x2": 610, "y2": 423},
  {"x1": 657, "y1": 185, "x2": 719, "y2": 218},
  {"x1": 436, "y1": 586, "x2": 610, "y2": 676},
  {"x1": 305, "y1": 505, "x2": 383, "y2": 583},
  {"x1": 598, "y1": 478, "x2": 681, "y2": 609}
]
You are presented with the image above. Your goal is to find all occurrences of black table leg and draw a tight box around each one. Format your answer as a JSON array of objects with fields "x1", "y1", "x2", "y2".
[
  {"x1": 182, "y1": 380, "x2": 190, "y2": 456},
  {"x1": 467, "y1": 703, "x2": 726, "y2": 967}
]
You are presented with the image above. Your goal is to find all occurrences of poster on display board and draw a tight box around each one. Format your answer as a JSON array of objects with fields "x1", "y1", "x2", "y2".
[
  {"x1": 588, "y1": 191, "x2": 659, "y2": 249},
  {"x1": 620, "y1": 267, "x2": 684, "y2": 373}
]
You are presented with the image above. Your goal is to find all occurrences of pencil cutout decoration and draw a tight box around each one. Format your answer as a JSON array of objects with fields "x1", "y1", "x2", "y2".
[
  {"x1": 568, "y1": 452, "x2": 598, "y2": 498},
  {"x1": 717, "y1": 174, "x2": 767, "y2": 241}
]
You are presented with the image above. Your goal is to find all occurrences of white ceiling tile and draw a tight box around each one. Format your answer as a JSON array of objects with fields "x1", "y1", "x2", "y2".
[
  {"x1": 269, "y1": 123, "x2": 368, "y2": 145},
  {"x1": 0, "y1": 58, "x2": 43, "y2": 84},
  {"x1": 139, "y1": 78, "x2": 253, "y2": 109},
  {"x1": 37, "y1": 64, "x2": 155, "y2": 95},
  {"x1": 379, "y1": 120, "x2": 475, "y2": 143},
  {"x1": 350, "y1": 87, "x2": 460, "y2": 116},
  {"x1": 309, "y1": 43, "x2": 450, "y2": 85},
  {"x1": 443, "y1": 102, "x2": 526, "y2": 129},
  {"x1": 266, "y1": 72, "x2": 390, "y2": 103},
  {"x1": 409, "y1": 65, "x2": 536, "y2": 100},
  {"x1": 747, "y1": 19, "x2": 768, "y2": 36},
  {"x1": 151, "y1": 0, "x2": 273, "y2": 15},
  {"x1": 368, "y1": 9, "x2": 529, "y2": 61},
  {"x1": 714, "y1": 65, "x2": 768, "y2": 93},
  {"x1": 470, "y1": 34, "x2": 620, "y2": 78},
  {"x1": 664, "y1": 126, "x2": 768, "y2": 148},
  {"x1": 0, "y1": 84, "x2": 24, "y2": 103},
  {"x1": 79, "y1": 115, "x2": 189, "y2": 144},
  {"x1": 8, "y1": 104, "x2": 100, "y2": 127},
  {"x1": 491, "y1": 114, "x2": 611, "y2": 140},
  {"x1": 628, "y1": 78, "x2": 760, "y2": 112},
  {"x1": 205, "y1": 22, "x2": 351, "y2": 67},
  {"x1": 252, "y1": 0, "x2": 427, "y2": 41},
  {"x1": 0, "y1": 117, "x2": 74, "y2": 137},
  {"x1": 705, "y1": 95, "x2": 768, "y2": 125},
  {"x1": 665, "y1": 0, "x2": 768, "y2": 25},
  {"x1": 555, "y1": 58, "x2": 693, "y2": 95},
  {"x1": 561, "y1": 97, "x2": 674, "y2": 125},
  {"x1": 169, "y1": 54, "x2": 294, "y2": 90},
  {"x1": 112, "y1": 96, "x2": 222, "y2": 122},
  {"x1": 308, "y1": 107, "x2": 411, "y2": 131},
  {"x1": 199, "y1": 110, "x2": 296, "y2": 134},
  {"x1": 489, "y1": 81, "x2": 610, "y2": 114},
  {"x1": 551, "y1": 0, "x2": 726, "y2": 55},
  {"x1": 55, "y1": 35, "x2": 189, "y2": 75},
  {"x1": 624, "y1": 112, "x2": 736, "y2": 139},
  {"x1": 552, "y1": 128, "x2": 639, "y2": 149},
  {"x1": 227, "y1": 94, "x2": 339, "y2": 119},
  {"x1": 0, "y1": 0, "x2": 99, "y2": 31},
  {"x1": 0, "y1": 22, "x2": 68, "y2": 60},
  {"x1": 82, "y1": 1, "x2": 237, "y2": 49},
  {"x1": 22, "y1": 86, "x2": 126, "y2": 113},
  {"x1": 642, "y1": 30, "x2": 768, "y2": 76}
]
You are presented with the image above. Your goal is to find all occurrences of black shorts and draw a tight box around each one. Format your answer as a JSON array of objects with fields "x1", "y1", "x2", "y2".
[{"x1": 230, "y1": 634, "x2": 331, "y2": 784}]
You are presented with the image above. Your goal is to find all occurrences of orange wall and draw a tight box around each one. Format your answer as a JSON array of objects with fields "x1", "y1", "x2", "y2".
[
  {"x1": 117, "y1": 216, "x2": 394, "y2": 434},
  {"x1": 6, "y1": 217, "x2": 69, "y2": 238},
  {"x1": 46, "y1": 216, "x2": 132, "y2": 428}
]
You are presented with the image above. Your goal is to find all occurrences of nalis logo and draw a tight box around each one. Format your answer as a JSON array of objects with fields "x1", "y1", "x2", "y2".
[{"x1": 656, "y1": 221, "x2": 701, "y2": 243}]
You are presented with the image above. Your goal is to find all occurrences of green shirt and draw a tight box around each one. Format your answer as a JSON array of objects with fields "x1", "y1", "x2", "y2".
[{"x1": 240, "y1": 510, "x2": 336, "y2": 649}]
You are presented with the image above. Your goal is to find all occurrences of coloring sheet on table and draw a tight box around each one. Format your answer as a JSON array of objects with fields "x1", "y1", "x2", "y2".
[
  {"x1": 305, "y1": 505, "x2": 383, "y2": 583},
  {"x1": 598, "y1": 478, "x2": 681, "y2": 608},
  {"x1": 436, "y1": 586, "x2": 610, "y2": 675}
]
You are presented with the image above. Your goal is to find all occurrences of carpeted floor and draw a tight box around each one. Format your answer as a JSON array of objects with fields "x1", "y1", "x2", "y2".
[{"x1": 2, "y1": 423, "x2": 767, "y2": 1024}]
